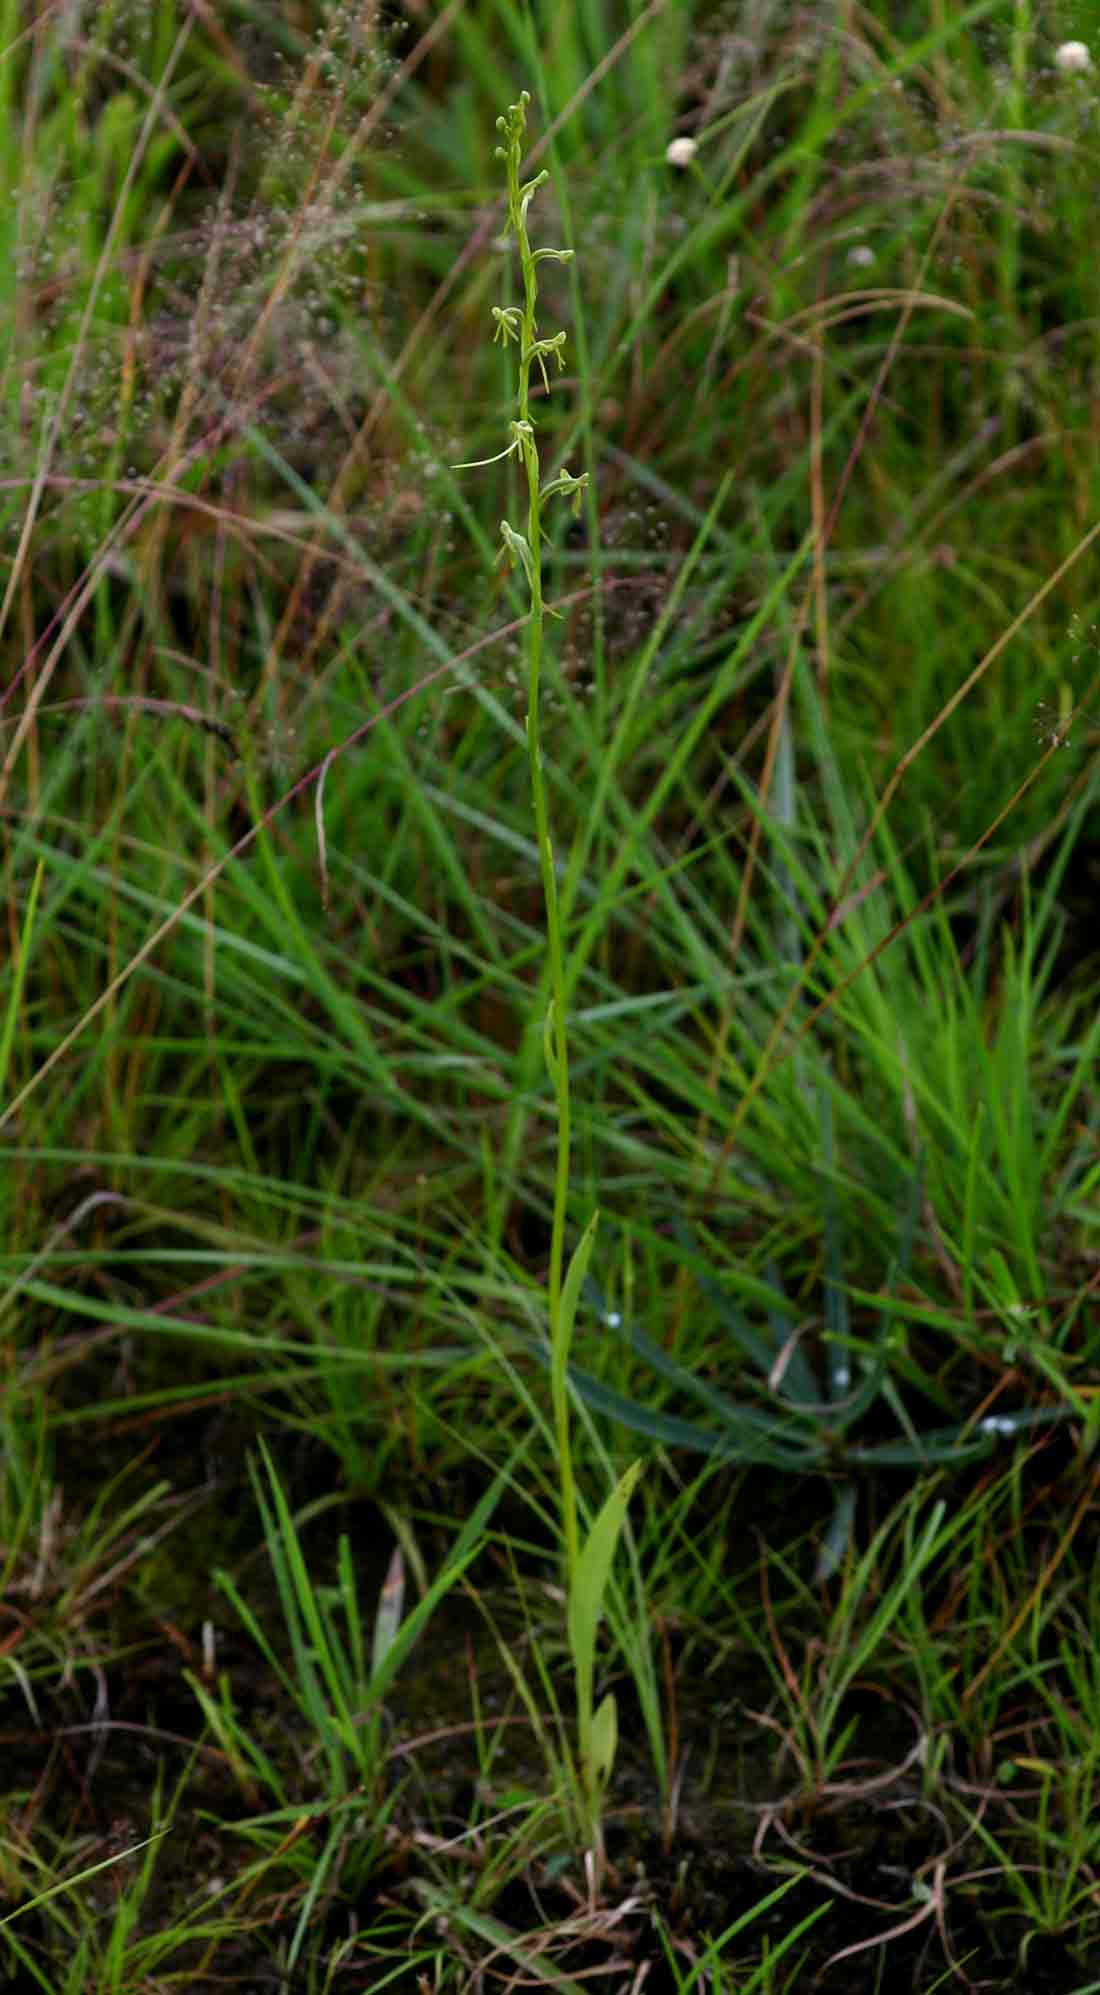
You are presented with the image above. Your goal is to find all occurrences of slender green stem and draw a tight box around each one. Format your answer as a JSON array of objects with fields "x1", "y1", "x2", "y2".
[
  {"x1": 457, "y1": 89, "x2": 600, "y2": 1852},
  {"x1": 513, "y1": 150, "x2": 577, "y2": 1585},
  {"x1": 481, "y1": 94, "x2": 589, "y2": 1589}
]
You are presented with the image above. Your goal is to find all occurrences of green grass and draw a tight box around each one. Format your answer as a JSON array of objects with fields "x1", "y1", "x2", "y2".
[{"x1": 5, "y1": 0, "x2": 1100, "y2": 1986}]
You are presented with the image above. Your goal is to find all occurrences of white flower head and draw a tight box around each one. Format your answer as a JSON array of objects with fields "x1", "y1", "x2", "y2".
[
  {"x1": 1055, "y1": 39, "x2": 1092, "y2": 71},
  {"x1": 665, "y1": 136, "x2": 698, "y2": 168},
  {"x1": 848, "y1": 243, "x2": 874, "y2": 267}
]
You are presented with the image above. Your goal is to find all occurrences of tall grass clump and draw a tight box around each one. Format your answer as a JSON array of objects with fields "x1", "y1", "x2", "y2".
[{"x1": 457, "y1": 91, "x2": 642, "y2": 1874}]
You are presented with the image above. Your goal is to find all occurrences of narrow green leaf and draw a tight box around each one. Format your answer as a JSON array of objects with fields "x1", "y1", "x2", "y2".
[
  {"x1": 0, "y1": 1833, "x2": 169, "y2": 1929},
  {"x1": 558, "y1": 1209, "x2": 599, "y2": 1366},
  {"x1": 567, "y1": 1459, "x2": 642, "y2": 1721},
  {"x1": 589, "y1": 1692, "x2": 618, "y2": 1788},
  {"x1": 366, "y1": 1443, "x2": 519, "y2": 1704}
]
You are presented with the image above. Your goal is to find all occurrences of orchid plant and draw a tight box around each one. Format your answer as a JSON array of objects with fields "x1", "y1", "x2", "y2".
[{"x1": 457, "y1": 93, "x2": 640, "y2": 1874}]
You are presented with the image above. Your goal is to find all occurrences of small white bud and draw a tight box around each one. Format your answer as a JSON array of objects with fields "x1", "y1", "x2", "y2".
[
  {"x1": 1055, "y1": 39, "x2": 1091, "y2": 71},
  {"x1": 847, "y1": 244, "x2": 874, "y2": 267},
  {"x1": 665, "y1": 136, "x2": 698, "y2": 168}
]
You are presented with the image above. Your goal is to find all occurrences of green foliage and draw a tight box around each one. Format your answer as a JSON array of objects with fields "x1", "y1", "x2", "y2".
[{"x1": 9, "y1": 0, "x2": 1100, "y2": 1986}]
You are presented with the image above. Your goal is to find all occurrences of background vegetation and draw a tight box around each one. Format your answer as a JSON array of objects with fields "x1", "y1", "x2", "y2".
[{"x1": 4, "y1": 0, "x2": 1100, "y2": 1987}]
